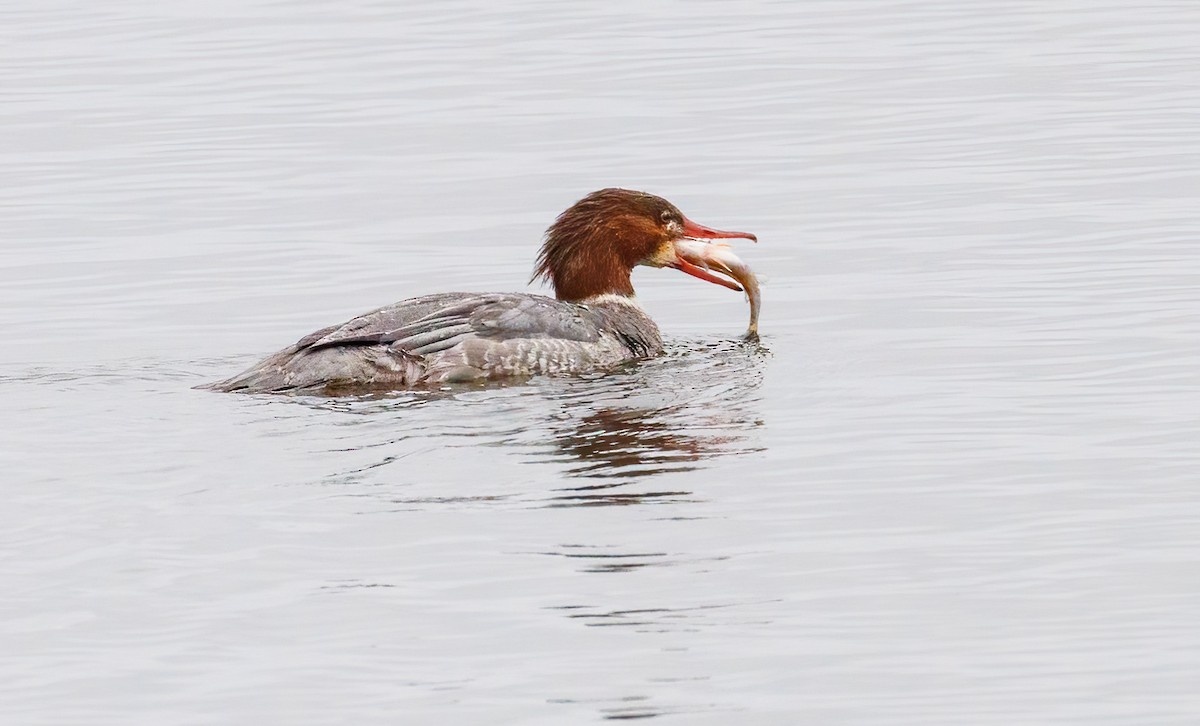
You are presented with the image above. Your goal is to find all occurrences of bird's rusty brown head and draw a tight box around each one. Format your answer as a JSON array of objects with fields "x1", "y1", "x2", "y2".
[{"x1": 532, "y1": 188, "x2": 756, "y2": 302}]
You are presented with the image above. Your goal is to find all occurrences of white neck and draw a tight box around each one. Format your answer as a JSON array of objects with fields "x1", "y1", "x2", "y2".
[{"x1": 580, "y1": 293, "x2": 644, "y2": 310}]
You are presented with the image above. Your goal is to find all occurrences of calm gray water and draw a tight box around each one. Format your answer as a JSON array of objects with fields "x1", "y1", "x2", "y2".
[{"x1": 2, "y1": 1, "x2": 1198, "y2": 723}]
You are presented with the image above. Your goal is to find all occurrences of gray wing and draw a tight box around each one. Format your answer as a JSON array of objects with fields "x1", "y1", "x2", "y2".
[{"x1": 302, "y1": 292, "x2": 606, "y2": 356}]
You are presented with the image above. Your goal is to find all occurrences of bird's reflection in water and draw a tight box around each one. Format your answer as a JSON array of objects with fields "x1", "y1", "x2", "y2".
[
  {"x1": 285, "y1": 337, "x2": 768, "y2": 508},
  {"x1": 539, "y1": 407, "x2": 732, "y2": 507},
  {"x1": 556, "y1": 407, "x2": 708, "y2": 476},
  {"x1": 537, "y1": 338, "x2": 769, "y2": 507}
]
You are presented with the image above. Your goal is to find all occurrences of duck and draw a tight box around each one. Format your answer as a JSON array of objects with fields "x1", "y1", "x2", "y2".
[{"x1": 205, "y1": 188, "x2": 757, "y2": 394}]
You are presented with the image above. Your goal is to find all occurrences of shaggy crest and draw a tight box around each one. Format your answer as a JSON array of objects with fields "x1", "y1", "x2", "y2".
[{"x1": 532, "y1": 188, "x2": 684, "y2": 301}]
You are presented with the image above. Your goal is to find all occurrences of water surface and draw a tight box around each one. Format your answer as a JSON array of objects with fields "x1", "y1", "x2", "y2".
[{"x1": 2, "y1": 1, "x2": 1198, "y2": 723}]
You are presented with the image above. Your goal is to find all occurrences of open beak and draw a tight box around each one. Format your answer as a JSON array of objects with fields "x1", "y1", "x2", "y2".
[{"x1": 668, "y1": 217, "x2": 756, "y2": 290}]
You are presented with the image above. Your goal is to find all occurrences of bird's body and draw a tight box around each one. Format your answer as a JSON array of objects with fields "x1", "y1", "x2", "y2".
[
  {"x1": 206, "y1": 188, "x2": 757, "y2": 394},
  {"x1": 209, "y1": 292, "x2": 662, "y2": 393}
]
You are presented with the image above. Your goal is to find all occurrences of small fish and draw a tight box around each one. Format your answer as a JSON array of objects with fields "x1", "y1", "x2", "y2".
[{"x1": 674, "y1": 238, "x2": 762, "y2": 339}]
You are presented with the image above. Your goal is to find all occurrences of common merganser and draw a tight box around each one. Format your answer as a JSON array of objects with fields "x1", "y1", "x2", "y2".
[{"x1": 205, "y1": 188, "x2": 758, "y2": 394}]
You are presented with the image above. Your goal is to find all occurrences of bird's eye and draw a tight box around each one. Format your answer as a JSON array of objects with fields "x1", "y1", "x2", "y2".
[{"x1": 660, "y1": 210, "x2": 674, "y2": 223}]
